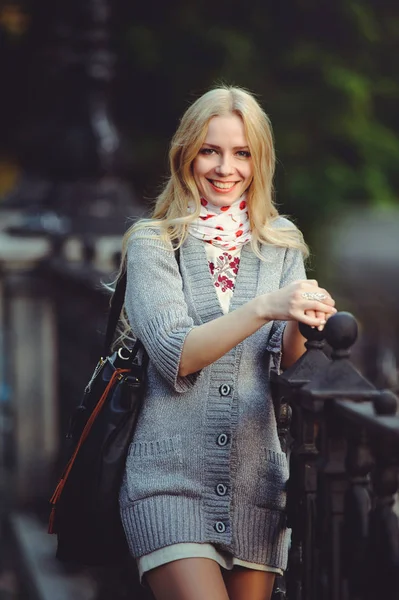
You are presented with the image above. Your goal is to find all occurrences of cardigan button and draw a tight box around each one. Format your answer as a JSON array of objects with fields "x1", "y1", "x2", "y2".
[
  {"x1": 216, "y1": 483, "x2": 227, "y2": 496},
  {"x1": 217, "y1": 433, "x2": 228, "y2": 447},
  {"x1": 219, "y1": 384, "x2": 231, "y2": 397},
  {"x1": 214, "y1": 521, "x2": 226, "y2": 534}
]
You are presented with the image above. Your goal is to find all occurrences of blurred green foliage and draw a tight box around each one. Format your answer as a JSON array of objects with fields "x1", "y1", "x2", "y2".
[
  {"x1": 0, "y1": 0, "x2": 398, "y2": 245},
  {"x1": 114, "y1": 0, "x2": 399, "y2": 241}
]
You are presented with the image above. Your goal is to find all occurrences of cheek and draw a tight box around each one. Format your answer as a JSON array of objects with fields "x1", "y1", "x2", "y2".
[
  {"x1": 242, "y1": 164, "x2": 253, "y2": 182},
  {"x1": 192, "y1": 161, "x2": 206, "y2": 193},
  {"x1": 192, "y1": 158, "x2": 206, "y2": 181}
]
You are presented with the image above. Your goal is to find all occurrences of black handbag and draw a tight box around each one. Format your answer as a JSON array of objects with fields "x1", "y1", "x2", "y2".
[{"x1": 48, "y1": 270, "x2": 148, "y2": 566}]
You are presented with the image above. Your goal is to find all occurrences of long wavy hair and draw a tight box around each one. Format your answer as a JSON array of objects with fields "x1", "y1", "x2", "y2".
[{"x1": 111, "y1": 85, "x2": 309, "y2": 346}]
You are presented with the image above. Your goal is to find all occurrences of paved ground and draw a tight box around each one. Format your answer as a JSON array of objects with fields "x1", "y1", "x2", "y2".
[
  {"x1": 1, "y1": 499, "x2": 399, "y2": 600},
  {"x1": 0, "y1": 513, "x2": 150, "y2": 600},
  {"x1": 0, "y1": 514, "x2": 96, "y2": 600}
]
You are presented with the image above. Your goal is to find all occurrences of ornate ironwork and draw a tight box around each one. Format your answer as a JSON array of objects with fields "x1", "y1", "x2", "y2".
[{"x1": 271, "y1": 312, "x2": 399, "y2": 600}]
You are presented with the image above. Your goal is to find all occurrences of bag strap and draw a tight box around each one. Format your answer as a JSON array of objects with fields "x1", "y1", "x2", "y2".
[{"x1": 103, "y1": 247, "x2": 180, "y2": 358}]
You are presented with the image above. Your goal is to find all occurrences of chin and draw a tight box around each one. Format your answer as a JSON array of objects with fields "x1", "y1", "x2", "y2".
[
  {"x1": 209, "y1": 196, "x2": 237, "y2": 207},
  {"x1": 206, "y1": 189, "x2": 244, "y2": 206}
]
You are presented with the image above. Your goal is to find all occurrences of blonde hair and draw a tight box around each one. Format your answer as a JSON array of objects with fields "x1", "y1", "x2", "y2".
[
  {"x1": 123, "y1": 85, "x2": 307, "y2": 256},
  {"x1": 112, "y1": 85, "x2": 309, "y2": 346}
]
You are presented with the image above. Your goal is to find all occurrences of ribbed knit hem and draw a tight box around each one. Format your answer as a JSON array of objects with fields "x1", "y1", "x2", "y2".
[
  {"x1": 140, "y1": 309, "x2": 201, "y2": 393},
  {"x1": 121, "y1": 497, "x2": 205, "y2": 557},
  {"x1": 233, "y1": 505, "x2": 289, "y2": 570},
  {"x1": 121, "y1": 497, "x2": 289, "y2": 571}
]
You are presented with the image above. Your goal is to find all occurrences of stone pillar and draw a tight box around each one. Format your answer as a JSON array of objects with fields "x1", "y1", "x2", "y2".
[{"x1": 0, "y1": 232, "x2": 57, "y2": 505}]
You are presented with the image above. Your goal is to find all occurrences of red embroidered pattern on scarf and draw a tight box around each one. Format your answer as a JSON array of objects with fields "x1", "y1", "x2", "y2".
[{"x1": 209, "y1": 252, "x2": 240, "y2": 293}]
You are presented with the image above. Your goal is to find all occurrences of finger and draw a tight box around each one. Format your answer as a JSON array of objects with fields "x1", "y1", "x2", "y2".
[
  {"x1": 300, "y1": 293, "x2": 336, "y2": 308},
  {"x1": 297, "y1": 282, "x2": 333, "y2": 300},
  {"x1": 301, "y1": 306, "x2": 335, "y2": 330},
  {"x1": 301, "y1": 308, "x2": 328, "y2": 327},
  {"x1": 303, "y1": 301, "x2": 337, "y2": 314},
  {"x1": 301, "y1": 287, "x2": 334, "y2": 303},
  {"x1": 294, "y1": 288, "x2": 335, "y2": 306},
  {"x1": 304, "y1": 309, "x2": 317, "y2": 329},
  {"x1": 315, "y1": 288, "x2": 334, "y2": 303},
  {"x1": 305, "y1": 309, "x2": 327, "y2": 331},
  {"x1": 315, "y1": 310, "x2": 327, "y2": 331},
  {"x1": 296, "y1": 312, "x2": 327, "y2": 328}
]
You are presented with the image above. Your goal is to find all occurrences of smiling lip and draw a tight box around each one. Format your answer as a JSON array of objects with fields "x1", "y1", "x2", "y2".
[{"x1": 207, "y1": 179, "x2": 240, "y2": 193}]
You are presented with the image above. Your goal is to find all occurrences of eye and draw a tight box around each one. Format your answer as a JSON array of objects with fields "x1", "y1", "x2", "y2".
[
  {"x1": 236, "y1": 150, "x2": 251, "y2": 158},
  {"x1": 199, "y1": 147, "x2": 216, "y2": 155}
]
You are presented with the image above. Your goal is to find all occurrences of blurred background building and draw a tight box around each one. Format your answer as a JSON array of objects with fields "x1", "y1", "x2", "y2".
[{"x1": 0, "y1": 0, "x2": 398, "y2": 598}]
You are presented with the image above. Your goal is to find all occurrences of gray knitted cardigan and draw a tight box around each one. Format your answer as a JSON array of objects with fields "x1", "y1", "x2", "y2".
[{"x1": 119, "y1": 218, "x2": 306, "y2": 570}]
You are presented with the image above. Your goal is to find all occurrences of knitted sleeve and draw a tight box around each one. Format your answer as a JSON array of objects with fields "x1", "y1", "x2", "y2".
[
  {"x1": 125, "y1": 231, "x2": 201, "y2": 393},
  {"x1": 266, "y1": 246, "x2": 307, "y2": 370}
]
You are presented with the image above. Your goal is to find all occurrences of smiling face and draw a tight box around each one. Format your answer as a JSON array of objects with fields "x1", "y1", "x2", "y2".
[{"x1": 192, "y1": 113, "x2": 253, "y2": 207}]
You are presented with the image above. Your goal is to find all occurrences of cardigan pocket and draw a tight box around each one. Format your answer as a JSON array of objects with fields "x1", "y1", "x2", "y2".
[
  {"x1": 255, "y1": 449, "x2": 289, "y2": 511},
  {"x1": 125, "y1": 435, "x2": 200, "y2": 504}
]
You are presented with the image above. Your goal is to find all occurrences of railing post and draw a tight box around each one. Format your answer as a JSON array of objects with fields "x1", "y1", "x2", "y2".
[
  {"x1": 341, "y1": 426, "x2": 373, "y2": 600},
  {"x1": 302, "y1": 312, "x2": 379, "y2": 600},
  {"x1": 366, "y1": 390, "x2": 399, "y2": 599},
  {"x1": 271, "y1": 325, "x2": 329, "y2": 600}
]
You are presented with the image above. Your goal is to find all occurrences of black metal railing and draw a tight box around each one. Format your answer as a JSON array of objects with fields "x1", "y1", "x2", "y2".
[{"x1": 271, "y1": 312, "x2": 399, "y2": 600}]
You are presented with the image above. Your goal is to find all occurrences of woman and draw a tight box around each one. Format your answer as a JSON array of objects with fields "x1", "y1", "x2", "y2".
[{"x1": 118, "y1": 86, "x2": 336, "y2": 600}]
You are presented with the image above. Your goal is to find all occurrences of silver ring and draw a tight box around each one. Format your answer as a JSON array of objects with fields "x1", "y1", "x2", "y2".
[{"x1": 302, "y1": 292, "x2": 327, "y2": 301}]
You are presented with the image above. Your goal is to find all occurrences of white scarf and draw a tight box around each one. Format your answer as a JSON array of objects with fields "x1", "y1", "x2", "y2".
[{"x1": 188, "y1": 195, "x2": 251, "y2": 250}]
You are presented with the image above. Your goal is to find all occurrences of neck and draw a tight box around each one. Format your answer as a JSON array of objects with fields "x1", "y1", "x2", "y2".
[{"x1": 200, "y1": 194, "x2": 246, "y2": 213}]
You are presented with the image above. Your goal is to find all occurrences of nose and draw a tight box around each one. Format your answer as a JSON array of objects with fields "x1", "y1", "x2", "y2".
[{"x1": 215, "y1": 154, "x2": 234, "y2": 176}]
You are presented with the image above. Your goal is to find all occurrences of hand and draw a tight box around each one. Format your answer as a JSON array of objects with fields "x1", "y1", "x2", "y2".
[
  {"x1": 261, "y1": 279, "x2": 337, "y2": 327},
  {"x1": 303, "y1": 281, "x2": 336, "y2": 331}
]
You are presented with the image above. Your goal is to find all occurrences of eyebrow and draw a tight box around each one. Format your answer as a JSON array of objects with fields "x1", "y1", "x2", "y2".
[{"x1": 202, "y1": 143, "x2": 250, "y2": 150}]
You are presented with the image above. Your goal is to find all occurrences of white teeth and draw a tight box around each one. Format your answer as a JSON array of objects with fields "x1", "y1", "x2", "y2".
[{"x1": 211, "y1": 181, "x2": 236, "y2": 189}]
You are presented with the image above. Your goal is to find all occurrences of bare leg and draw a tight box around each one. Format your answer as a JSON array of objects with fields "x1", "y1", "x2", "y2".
[
  {"x1": 146, "y1": 557, "x2": 230, "y2": 600},
  {"x1": 222, "y1": 567, "x2": 276, "y2": 600}
]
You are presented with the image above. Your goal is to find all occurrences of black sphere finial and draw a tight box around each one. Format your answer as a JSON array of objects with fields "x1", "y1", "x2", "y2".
[
  {"x1": 324, "y1": 312, "x2": 358, "y2": 355},
  {"x1": 374, "y1": 390, "x2": 398, "y2": 416}
]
